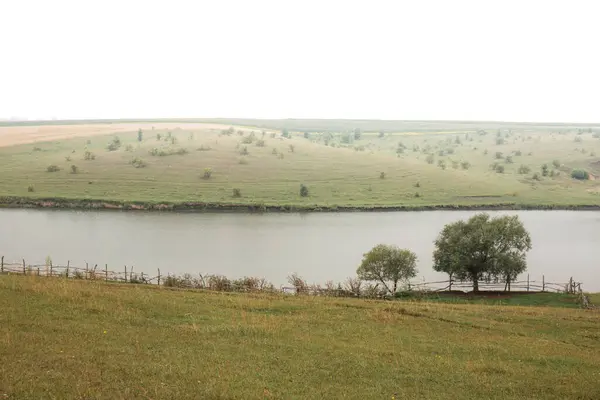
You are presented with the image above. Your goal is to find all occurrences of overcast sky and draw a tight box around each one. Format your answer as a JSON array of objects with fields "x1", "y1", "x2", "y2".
[{"x1": 1, "y1": 0, "x2": 598, "y2": 122}]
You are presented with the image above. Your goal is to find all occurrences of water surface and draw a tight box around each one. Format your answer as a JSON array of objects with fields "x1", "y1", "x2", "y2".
[{"x1": 1, "y1": 209, "x2": 598, "y2": 290}]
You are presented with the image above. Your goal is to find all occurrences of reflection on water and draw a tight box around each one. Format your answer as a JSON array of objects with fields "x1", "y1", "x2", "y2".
[{"x1": 1, "y1": 209, "x2": 599, "y2": 290}]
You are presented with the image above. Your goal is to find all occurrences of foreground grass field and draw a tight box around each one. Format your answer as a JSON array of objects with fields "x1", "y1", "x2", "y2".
[
  {"x1": 1, "y1": 276, "x2": 599, "y2": 399},
  {"x1": 0, "y1": 120, "x2": 599, "y2": 208}
]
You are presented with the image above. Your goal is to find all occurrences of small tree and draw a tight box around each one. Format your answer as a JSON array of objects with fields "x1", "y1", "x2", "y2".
[
  {"x1": 571, "y1": 169, "x2": 589, "y2": 180},
  {"x1": 541, "y1": 164, "x2": 549, "y2": 176},
  {"x1": 70, "y1": 165, "x2": 79, "y2": 174},
  {"x1": 137, "y1": 129, "x2": 143, "y2": 142},
  {"x1": 282, "y1": 129, "x2": 290, "y2": 138},
  {"x1": 518, "y1": 165, "x2": 531, "y2": 174},
  {"x1": 232, "y1": 188, "x2": 241, "y2": 198},
  {"x1": 552, "y1": 160, "x2": 561, "y2": 168},
  {"x1": 433, "y1": 213, "x2": 532, "y2": 292},
  {"x1": 378, "y1": 131, "x2": 385, "y2": 138},
  {"x1": 357, "y1": 245, "x2": 418, "y2": 295},
  {"x1": 380, "y1": 172, "x2": 386, "y2": 179},
  {"x1": 299, "y1": 184, "x2": 309, "y2": 197},
  {"x1": 203, "y1": 168, "x2": 213, "y2": 179}
]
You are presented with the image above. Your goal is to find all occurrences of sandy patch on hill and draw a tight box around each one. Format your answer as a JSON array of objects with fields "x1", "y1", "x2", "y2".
[{"x1": 0, "y1": 122, "x2": 233, "y2": 148}]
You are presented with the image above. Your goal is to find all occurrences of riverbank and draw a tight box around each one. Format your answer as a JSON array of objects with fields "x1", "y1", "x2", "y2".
[
  {"x1": 1, "y1": 275, "x2": 599, "y2": 399},
  {"x1": 2, "y1": 196, "x2": 600, "y2": 213}
]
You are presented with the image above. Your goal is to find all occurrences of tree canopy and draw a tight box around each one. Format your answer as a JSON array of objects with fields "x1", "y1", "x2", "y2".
[
  {"x1": 433, "y1": 213, "x2": 532, "y2": 291},
  {"x1": 357, "y1": 244, "x2": 418, "y2": 295}
]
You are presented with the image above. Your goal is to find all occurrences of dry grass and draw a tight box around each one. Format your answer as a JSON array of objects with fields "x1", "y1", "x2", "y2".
[{"x1": 1, "y1": 275, "x2": 599, "y2": 399}]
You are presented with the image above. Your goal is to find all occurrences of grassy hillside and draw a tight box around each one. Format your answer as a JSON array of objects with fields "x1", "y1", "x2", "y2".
[
  {"x1": 0, "y1": 122, "x2": 599, "y2": 208},
  {"x1": 0, "y1": 276, "x2": 598, "y2": 399}
]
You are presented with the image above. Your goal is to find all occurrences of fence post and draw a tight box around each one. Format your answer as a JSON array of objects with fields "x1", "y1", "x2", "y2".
[
  {"x1": 158, "y1": 268, "x2": 161, "y2": 286},
  {"x1": 66, "y1": 261, "x2": 70, "y2": 278},
  {"x1": 1, "y1": 256, "x2": 3, "y2": 273},
  {"x1": 140, "y1": 271, "x2": 144, "y2": 283},
  {"x1": 105, "y1": 264, "x2": 108, "y2": 282},
  {"x1": 85, "y1": 263, "x2": 89, "y2": 279},
  {"x1": 37, "y1": 267, "x2": 40, "y2": 276},
  {"x1": 130, "y1": 266, "x2": 134, "y2": 282},
  {"x1": 22, "y1": 259, "x2": 26, "y2": 274},
  {"x1": 542, "y1": 275, "x2": 545, "y2": 292},
  {"x1": 124, "y1": 266, "x2": 127, "y2": 283},
  {"x1": 50, "y1": 260, "x2": 53, "y2": 277},
  {"x1": 527, "y1": 274, "x2": 530, "y2": 292}
]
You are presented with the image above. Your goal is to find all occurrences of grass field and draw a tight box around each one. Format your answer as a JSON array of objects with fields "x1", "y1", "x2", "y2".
[
  {"x1": 1, "y1": 275, "x2": 599, "y2": 399},
  {"x1": 0, "y1": 120, "x2": 599, "y2": 208}
]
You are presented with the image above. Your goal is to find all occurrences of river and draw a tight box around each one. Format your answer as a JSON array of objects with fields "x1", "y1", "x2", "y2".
[{"x1": 0, "y1": 209, "x2": 598, "y2": 291}]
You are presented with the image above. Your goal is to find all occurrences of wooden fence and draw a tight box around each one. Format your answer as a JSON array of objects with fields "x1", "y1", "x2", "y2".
[{"x1": 0, "y1": 256, "x2": 583, "y2": 296}]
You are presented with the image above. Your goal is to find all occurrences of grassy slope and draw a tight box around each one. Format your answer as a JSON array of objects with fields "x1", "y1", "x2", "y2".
[
  {"x1": 1, "y1": 276, "x2": 599, "y2": 399},
  {"x1": 0, "y1": 122, "x2": 599, "y2": 208}
]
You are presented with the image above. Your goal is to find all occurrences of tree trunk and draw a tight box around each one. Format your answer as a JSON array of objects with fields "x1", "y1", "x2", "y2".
[
  {"x1": 472, "y1": 278, "x2": 479, "y2": 292},
  {"x1": 393, "y1": 280, "x2": 398, "y2": 294}
]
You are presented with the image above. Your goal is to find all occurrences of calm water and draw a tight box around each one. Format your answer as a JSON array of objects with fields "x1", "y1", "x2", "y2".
[{"x1": 1, "y1": 209, "x2": 599, "y2": 291}]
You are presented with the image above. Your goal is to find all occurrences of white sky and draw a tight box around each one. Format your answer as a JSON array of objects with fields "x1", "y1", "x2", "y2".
[{"x1": 0, "y1": 0, "x2": 598, "y2": 122}]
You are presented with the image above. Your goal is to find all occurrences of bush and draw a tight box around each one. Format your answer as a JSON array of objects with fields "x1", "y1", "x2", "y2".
[
  {"x1": 571, "y1": 169, "x2": 590, "y2": 180},
  {"x1": 574, "y1": 136, "x2": 583, "y2": 142},
  {"x1": 238, "y1": 157, "x2": 248, "y2": 164},
  {"x1": 496, "y1": 137, "x2": 505, "y2": 145},
  {"x1": 515, "y1": 150, "x2": 522, "y2": 156},
  {"x1": 27, "y1": 185, "x2": 35, "y2": 192},
  {"x1": 495, "y1": 151, "x2": 503, "y2": 159},
  {"x1": 438, "y1": 160, "x2": 446, "y2": 170},
  {"x1": 378, "y1": 131, "x2": 385, "y2": 138},
  {"x1": 414, "y1": 181, "x2": 420, "y2": 188},
  {"x1": 518, "y1": 165, "x2": 531, "y2": 174},
  {"x1": 156, "y1": 133, "x2": 162, "y2": 141},
  {"x1": 83, "y1": 151, "x2": 96, "y2": 160},
  {"x1": 255, "y1": 139, "x2": 266, "y2": 147},
  {"x1": 125, "y1": 144, "x2": 134, "y2": 152},
  {"x1": 505, "y1": 155, "x2": 513, "y2": 164},
  {"x1": 46, "y1": 165, "x2": 60, "y2": 172},
  {"x1": 552, "y1": 160, "x2": 561, "y2": 168},
  {"x1": 240, "y1": 146, "x2": 249, "y2": 156},
  {"x1": 380, "y1": 172, "x2": 386, "y2": 179},
  {"x1": 532, "y1": 172, "x2": 541, "y2": 181},
  {"x1": 461, "y1": 161, "x2": 471, "y2": 170},
  {"x1": 278, "y1": 153, "x2": 285, "y2": 159},
  {"x1": 289, "y1": 144, "x2": 295, "y2": 153},
  {"x1": 232, "y1": 188, "x2": 241, "y2": 198},
  {"x1": 451, "y1": 161, "x2": 459, "y2": 169},
  {"x1": 203, "y1": 168, "x2": 213, "y2": 179},
  {"x1": 106, "y1": 136, "x2": 121, "y2": 151},
  {"x1": 300, "y1": 184, "x2": 309, "y2": 197},
  {"x1": 541, "y1": 164, "x2": 549, "y2": 176},
  {"x1": 495, "y1": 164, "x2": 505, "y2": 173},
  {"x1": 446, "y1": 148, "x2": 455, "y2": 155},
  {"x1": 425, "y1": 154, "x2": 435, "y2": 164},
  {"x1": 242, "y1": 135, "x2": 254, "y2": 144},
  {"x1": 281, "y1": 129, "x2": 290, "y2": 138},
  {"x1": 65, "y1": 155, "x2": 72, "y2": 162},
  {"x1": 131, "y1": 157, "x2": 146, "y2": 168},
  {"x1": 33, "y1": 146, "x2": 42, "y2": 152},
  {"x1": 197, "y1": 144, "x2": 212, "y2": 151},
  {"x1": 149, "y1": 147, "x2": 188, "y2": 157},
  {"x1": 304, "y1": 132, "x2": 310, "y2": 139},
  {"x1": 70, "y1": 165, "x2": 79, "y2": 174}
]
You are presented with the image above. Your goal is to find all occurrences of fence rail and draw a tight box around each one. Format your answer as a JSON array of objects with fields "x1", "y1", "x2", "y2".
[{"x1": 0, "y1": 256, "x2": 583, "y2": 296}]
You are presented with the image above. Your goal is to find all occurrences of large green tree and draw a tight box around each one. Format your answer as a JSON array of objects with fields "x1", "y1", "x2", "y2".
[
  {"x1": 433, "y1": 213, "x2": 532, "y2": 292},
  {"x1": 357, "y1": 244, "x2": 418, "y2": 295}
]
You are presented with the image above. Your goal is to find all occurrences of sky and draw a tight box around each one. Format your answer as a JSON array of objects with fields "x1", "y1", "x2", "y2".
[{"x1": 0, "y1": 0, "x2": 598, "y2": 123}]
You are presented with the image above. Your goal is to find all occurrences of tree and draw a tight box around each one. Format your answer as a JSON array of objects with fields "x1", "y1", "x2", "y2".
[
  {"x1": 354, "y1": 128, "x2": 362, "y2": 140},
  {"x1": 137, "y1": 129, "x2": 143, "y2": 142},
  {"x1": 433, "y1": 213, "x2": 532, "y2": 292},
  {"x1": 541, "y1": 164, "x2": 549, "y2": 176},
  {"x1": 299, "y1": 184, "x2": 309, "y2": 197},
  {"x1": 282, "y1": 129, "x2": 290, "y2": 138},
  {"x1": 357, "y1": 245, "x2": 418, "y2": 295}
]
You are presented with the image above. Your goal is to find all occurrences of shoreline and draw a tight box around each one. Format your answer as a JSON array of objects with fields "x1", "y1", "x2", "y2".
[{"x1": 1, "y1": 196, "x2": 599, "y2": 213}]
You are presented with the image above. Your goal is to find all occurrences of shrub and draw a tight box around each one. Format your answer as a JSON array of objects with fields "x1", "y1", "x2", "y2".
[
  {"x1": 65, "y1": 155, "x2": 72, "y2": 162},
  {"x1": 46, "y1": 165, "x2": 60, "y2": 172},
  {"x1": 278, "y1": 153, "x2": 285, "y2": 159},
  {"x1": 232, "y1": 188, "x2": 241, "y2": 198},
  {"x1": 237, "y1": 130, "x2": 244, "y2": 136},
  {"x1": 552, "y1": 160, "x2": 561, "y2": 168},
  {"x1": 125, "y1": 144, "x2": 134, "y2": 152},
  {"x1": 518, "y1": 164, "x2": 531, "y2": 174},
  {"x1": 170, "y1": 137, "x2": 178, "y2": 145},
  {"x1": 289, "y1": 144, "x2": 295, "y2": 153},
  {"x1": 505, "y1": 155, "x2": 513, "y2": 164},
  {"x1": 149, "y1": 147, "x2": 188, "y2": 157},
  {"x1": 70, "y1": 165, "x2": 79, "y2": 174},
  {"x1": 242, "y1": 135, "x2": 254, "y2": 144},
  {"x1": 83, "y1": 151, "x2": 96, "y2": 160},
  {"x1": 240, "y1": 146, "x2": 249, "y2": 156},
  {"x1": 574, "y1": 136, "x2": 583, "y2": 142},
  {"x1": 33, "y1": 146, "x2": 42, "y2": 152},
  {"x1": 438, "y1": 149, "x2": 445, "y2": 156},
  {"x1": 255, "y1": 139, "x2": 266, "y2": 147},
  {"x1": 452, "y1": 161, "x2": 459, "y2": 169},
  {"x1": 414, "y1": 192, "x2": 421, "y2": 198},
  {"x1": 461, "y1": 161, "x2": 471, "y2": 170},
  {"x1": 270, "y1": 132, "x2": 276, "y2": 138},
  {"x1": 496, "y1": 137, "x2": 505, "y2": 145},
  {"x1": 541, "y1": 164, "x2": 549, "y2": 176},
  {"x1": 27, "y1": 185, "x2": 35, "y2": 192},
  {"x1": 414, "y1": 181, "x2": 420, "y2": 188},
  {"x1": 438, "y1": 160, "x2": 446, "y2": 170},
  {"x1": 380, "y1": 172, "x2": 386, "y2": 179},
  {"x1": 378, "y1": 131, "x2": 385, "y2": 138},
  {"x1": 446, "y1": 148, "x2": 455, "y2": 154},
  {"x1": 197, "y1": 144, "x2": 212, "y2": 151},
  {"x1": 495, "y1": 151, "x2": 503, "y2": 159},
  {"x1": 299, "y1": 184, "x2": 309, "y2": 197},
  {"x1": 156, "y1": 133, "x2": 162, "y2": 141},
  {"x1": 515, "y1": 150, "x2": 522, "y2": 156},
  {"x1": 495, "y1": 164, "x2": 505, "y2": 173},
  {"x1": 272, "y1": 148, "x2": 278, "y2": 155},
  {"x1": 238, "y1": 157, "x2": 248, "y2": 164},
  {"x1": 425, "y1": 154, "x2": 435, "y2": 164},
  {"x1": 532, "y1": 172, "x2": 541, "y2": 181},
  {"x1": 131, "y1": 157, "x2": 146, "y2": 168},
  {"x1": 203, "y1": 168, "x2": 213, "y2": 179},
  {"x1": 106, "y1": 136, "x2": 121, "y2": 151},
  {"x1": 571, "y1": 169, "x2": 590, "y2": 180},
  {"x1": 483, "y1": 149, "x2": 488, "y2": 155},
  {"x1": 137, "y1": 129, "x2": 143, "y2": 142},
  {"x1": 281, "y1": 129, "x2": 290, "y2": 138}
]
